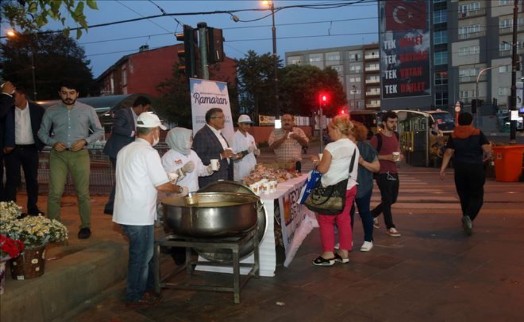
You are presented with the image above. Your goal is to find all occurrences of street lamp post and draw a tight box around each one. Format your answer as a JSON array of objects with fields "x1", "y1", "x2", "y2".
[
  {"x1": 475, "y1": 66, "x2": 501, "y2": 128},
  {"x1": 263, "y1": 1, "x2": 279, "y2": 118}
]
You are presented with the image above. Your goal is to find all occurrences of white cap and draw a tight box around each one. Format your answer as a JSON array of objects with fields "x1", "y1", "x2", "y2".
[
  {"x1": 136, "y1": 112, "x2": 167, "y2": 130},
  {"x1": 238, "y1": 115, "x2": 253, "y2": 124}
]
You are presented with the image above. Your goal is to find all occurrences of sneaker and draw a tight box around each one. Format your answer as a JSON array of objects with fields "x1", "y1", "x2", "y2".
[
  {"x1": 360, "y1": 241, "x2": 373, "y2": 252},
  {"x1": 334, "y1": 253, "x2": 349, "y2": 264},
  {"x1": 334, "y1": 242, "x2": 353, "y2": 250},
  {"x1": 387, "y1": 227, "x2": 401, "y2": 237},
  {"x1": 78, "y1": 227, "x2": 91, "y2": 239},
  {"x1": 462, "y1": 216, "x2": 473, "y2": 236},
  {"x1": 312, "y1": 256, "x2": 335, "y2": 266},
  {"x1": 373, "y1": 218, "x2": 380, "y2": 229}
]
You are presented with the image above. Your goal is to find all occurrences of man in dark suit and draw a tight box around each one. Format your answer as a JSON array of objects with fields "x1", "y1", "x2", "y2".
[
  {"x1": 0, "y1": 81, "x2": 17, "y2": 201},
  {"x1": 3, "y1": 87, "x2": 45, "y2": 215},
  {"x1": 193, "y1": 107, "x2": 238, "y2": 189},
  {"x1": 102, "y1": 96, "x2": 151, "y2": 214}
]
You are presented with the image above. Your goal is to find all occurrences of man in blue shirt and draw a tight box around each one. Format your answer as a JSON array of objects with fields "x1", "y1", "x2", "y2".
[{"x1": 38, "y1": 80, "x2": 104, "y2": 239}]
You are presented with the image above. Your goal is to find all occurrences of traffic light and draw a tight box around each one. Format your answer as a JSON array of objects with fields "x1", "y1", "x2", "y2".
[
  {"x1": 175, "y1": 25, "x2": 198, "y2": 77},
  {"x1": 319, "y1": 93, "x2": 330, "y2": 107},
  {"x1": 207, "y1": 27, "x2": 224, "y2": 63}
]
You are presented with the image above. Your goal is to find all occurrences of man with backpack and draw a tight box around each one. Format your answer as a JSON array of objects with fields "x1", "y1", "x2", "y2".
[{"x1": 370, "y1": 111, "x2": 402, "y2": 237}]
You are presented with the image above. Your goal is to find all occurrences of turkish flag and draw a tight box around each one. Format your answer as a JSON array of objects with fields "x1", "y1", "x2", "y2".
[{"x1": 385, "y1": 0, "x2": 427, "y2": 32}]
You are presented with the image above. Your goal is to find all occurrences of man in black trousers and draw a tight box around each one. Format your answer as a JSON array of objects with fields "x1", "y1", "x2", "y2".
[
  {"x1": 440, "y1": 112, "x2": 492, "y2": 235},
  {"x1": 3, "y1": 86, "x2": 45, "y2": 215},
  {"x1": 0, "y1": 81, "x2": 17, "y2": 201}
]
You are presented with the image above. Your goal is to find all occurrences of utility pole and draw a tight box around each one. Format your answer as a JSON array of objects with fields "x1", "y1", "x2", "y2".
[{"x1": 198, "y1": 22, "x2": 209, "y2": 80}]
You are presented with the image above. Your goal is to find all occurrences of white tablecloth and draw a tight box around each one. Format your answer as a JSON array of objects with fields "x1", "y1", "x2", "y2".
[{"x1": 197, "y1": 175, "x2": 315, "y2": 277}]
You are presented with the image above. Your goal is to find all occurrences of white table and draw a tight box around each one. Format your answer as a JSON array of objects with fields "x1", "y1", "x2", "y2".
[{"x1": 197, "y1": 175, "x2": 315, "y2": 277}]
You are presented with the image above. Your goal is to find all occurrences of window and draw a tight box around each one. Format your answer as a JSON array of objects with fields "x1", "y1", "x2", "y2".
[
  {"x1": 330, "y1": 65, "x2": 343, "y2": 75},
  {"x1": 500, "y1": 18, "x2": 512, "y2": 30},
  {"x1": 499, "y1": 65, "x2": 511, "y2": 73},
  {"x1": 435, "y1": 91, "x2": 448, "y2": 107},
  {"x1": 348, "y1": 52, "x2": 361, "y2": 62},
  {"x1": 121, "y1": 67, "x2": 127, "y2": 86},
  {"x1": 434, "y1": 51, "x2": 448, "y2": 65},
  {"x1": 434, "y1": 9, "x2": 447, "y2": 24},
  {"x1": 498, "y1": 87, "x2": 510, "y2": 96},
  {"x1": 349, "y1": 65, "x2": 362, "y2": 72},
  {"x1": 499, "y1": 0, "x2": 510, "y2": 5},
  {"x1": 458, "y1": 46, "x2": 480, "y2": 56},
  {"x1": 434, "y1": 31, "x2": 448, "y2": 45},
  {"x1": 349, "y1": 76, "x2": 361, "y2": 83},
  {"x1": 309, "y1": 54, "x2": 322, "y2": 62},
  {"x1": 435, "y1": 71, "x2": 448, "y2": 86},
  {"x1": 287, "y1": 56, "x2": 302, "y2": 65},
  {"x1": 326, "y1": 52, "x2": 340, "y2": 62}
]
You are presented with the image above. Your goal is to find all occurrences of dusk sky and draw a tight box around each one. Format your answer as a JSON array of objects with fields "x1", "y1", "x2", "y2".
[
  {"x1": 2, "y1": 0, "x2": 379, "y2": 78},
  {"x1": 50, "y1": 0, "x2": 378, "y2": 77}
]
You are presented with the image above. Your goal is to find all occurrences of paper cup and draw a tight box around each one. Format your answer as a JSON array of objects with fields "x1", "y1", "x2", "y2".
[
  {"x1": 318, "y1": 153, "x2": 323, "y2": 160},
  {"x1": 392, "y1": 152, "x2": 400, "y2": 162},
  {"x1": 210, "y1": 159, "x2": 219, "y2": 171}
]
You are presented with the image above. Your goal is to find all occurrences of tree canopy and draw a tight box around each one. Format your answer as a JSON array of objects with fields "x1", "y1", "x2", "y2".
[
  {"x1": 236, "y1": 51, "x2": 347, "y2": 119},
  {"x1": 1, "y1": 0, "x2": 98, "y2": 38},
  {"x1": 1, "y1": 32, "x2": 95, "y2": 100}
]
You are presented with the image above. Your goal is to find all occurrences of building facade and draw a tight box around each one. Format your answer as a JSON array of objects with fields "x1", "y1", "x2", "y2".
[
  {"x1": 96, "y1": 44, "x2": 237, "y2": 98},
  {"x1": 285, "y1": 43, "x2": 381, "y2": 111}
]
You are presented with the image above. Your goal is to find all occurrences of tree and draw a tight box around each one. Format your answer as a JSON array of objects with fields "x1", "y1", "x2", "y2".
[
  {"x1": 237, "y1": 51, "x2": 346, "y2": 119},
  {"x1": 236, "y1": 50, "x2": 281, "y2": 120},
  {"x1": 1, "y1": 32, "x2": 95, "y2": 100},
  {"x1": 1, "y1": 0, "x2": 98, "y2": 38},
  {"x1": 279, "y1": 65, "x2": 347, "y2": 117}
]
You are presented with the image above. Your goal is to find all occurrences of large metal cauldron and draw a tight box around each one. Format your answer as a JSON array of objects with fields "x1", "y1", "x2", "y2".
[{"x1": 162, "y1": 192, "x2": 260, "y2": 238}]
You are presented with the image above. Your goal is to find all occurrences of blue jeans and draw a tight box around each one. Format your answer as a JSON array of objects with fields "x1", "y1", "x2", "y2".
[
  {"x1": 121, "y1": 224, "x2": 155, "y2": 302},
  {"x1": 350, "y1": 189, "x2": 374, "y2": 242}
]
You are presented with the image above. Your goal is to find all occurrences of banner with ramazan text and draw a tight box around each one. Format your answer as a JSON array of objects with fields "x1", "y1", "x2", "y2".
[{"x1": 190, "y1": 78, "x2": 234, "y2": 142}]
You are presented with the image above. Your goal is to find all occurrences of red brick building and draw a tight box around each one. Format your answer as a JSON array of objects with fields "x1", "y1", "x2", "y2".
[{"x1": 96, "y1": 44, "x2": 237, "y2": 97}]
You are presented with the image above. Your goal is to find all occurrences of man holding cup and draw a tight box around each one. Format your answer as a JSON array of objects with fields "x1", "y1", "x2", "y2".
[
  {"x1": 193, "y1": 108, "x2": 239, "y2": 189},
  {"x1": 370, "y1": 111, "x2": 402, "y2": 237},
  {"x1": 268, "y1": 113, "x2": 309, "y2": 164},
  {"x1": 232, "y1": 114, "x2": 260, "y2": 181}
]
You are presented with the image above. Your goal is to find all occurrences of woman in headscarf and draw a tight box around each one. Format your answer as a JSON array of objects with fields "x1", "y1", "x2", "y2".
[{"x1": 161, "y1": 127, "x2": 215, "y2": 192}]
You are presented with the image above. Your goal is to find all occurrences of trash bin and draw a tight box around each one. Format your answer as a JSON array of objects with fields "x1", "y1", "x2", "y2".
[{"x1": 492, "y1": 145, "x2": 524, "y2": 182}]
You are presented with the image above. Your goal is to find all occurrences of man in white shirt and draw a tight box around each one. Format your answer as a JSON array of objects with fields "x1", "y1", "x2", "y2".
[
  {"x1": 232, "y1": 115, "x2": 260, "y2": 181},
  {"x1": 3, "y1": 87, "x2": 45, "y2": 215},
  {"x1": 112, "y1": 112, "x2": 187, "y2": 308}
]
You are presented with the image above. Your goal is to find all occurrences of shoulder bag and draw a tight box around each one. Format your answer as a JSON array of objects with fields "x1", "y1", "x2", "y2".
[{"x1": 304, "y1": 149, "x2": 357, "y2": 215}]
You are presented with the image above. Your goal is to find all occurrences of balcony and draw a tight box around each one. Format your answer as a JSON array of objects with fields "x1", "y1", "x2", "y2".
[
  {"x1": 366, "y1": 102, "x2": 381, "y2": 109},
  {"x1": 364, "y1": 66, "x2": 380, "y2": 72},
  {"x1": 365, "y1": 78, "x2": 380, "y2": 84},
  {"x1": 458, "y1": 7, "x2": 486, "y2": 20},
  {"x1": 458, "y1": 30, "x2": 486, "y2": 40}
]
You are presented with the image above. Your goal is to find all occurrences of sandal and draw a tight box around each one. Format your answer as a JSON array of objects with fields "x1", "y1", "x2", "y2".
[
  {"x1": 334, "y1": 253, "x2": 349, "y2": 264},
  {"x1": 312, "y1": 256, "x2": 335, "y2": 266}
]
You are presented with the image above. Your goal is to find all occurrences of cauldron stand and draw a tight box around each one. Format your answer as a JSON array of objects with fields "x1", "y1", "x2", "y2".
[{"x1": 153, "y1": 227, "x2": 259, "y2": 304}]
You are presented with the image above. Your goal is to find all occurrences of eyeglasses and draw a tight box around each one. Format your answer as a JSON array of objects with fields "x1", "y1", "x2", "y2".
[{"x1": 211, "y1": 116, "x2": 224, "y2": 119}]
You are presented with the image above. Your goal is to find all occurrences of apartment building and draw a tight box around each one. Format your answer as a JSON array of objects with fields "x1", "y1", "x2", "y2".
[
  {"x1": 449, "y1": 0, "x2": 524, "y2": 116},
  {"x1": 285, "y1": 43, "x2": 381, "y2": 111}
]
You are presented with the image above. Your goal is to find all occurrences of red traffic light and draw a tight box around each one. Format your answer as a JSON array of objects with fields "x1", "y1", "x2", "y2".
[{"x1": 318, "y1": 93, "x2": 330, "y2": 105}]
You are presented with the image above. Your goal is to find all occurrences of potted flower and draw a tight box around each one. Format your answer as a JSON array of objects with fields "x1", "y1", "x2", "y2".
[
  {"x1": 0, "y1": 234, "x2": 25, "y2": 261},
  {"x1": 1, "y1": 234, "x2": 25, "y2": 294},
  {"x1": 0, "y1": 201, "x2": 68, "y2": 279}
]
